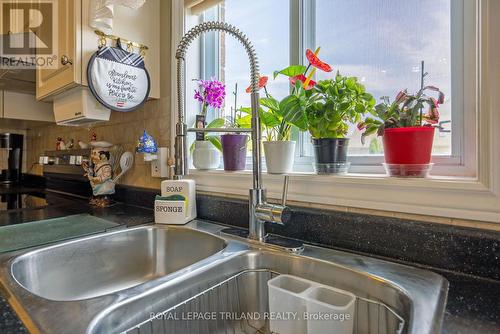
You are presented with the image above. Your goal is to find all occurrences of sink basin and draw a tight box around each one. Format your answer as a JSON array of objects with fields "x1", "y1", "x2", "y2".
[
  {"x1": 0, "y1": 221, "x2": 447, "y2": 334},
  {"x1": 10, "y1": 225, "x2": 226, "y2": 301},
  {"x1": 89, "y1": 248, "x2": 445, "y2": 334}
]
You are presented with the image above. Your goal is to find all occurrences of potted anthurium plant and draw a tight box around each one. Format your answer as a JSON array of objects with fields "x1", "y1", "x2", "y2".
[
  {"x1": 276, "y1": 48, "x2": 376, "y2": 174},
  {"x1": 192, "y1": 78, "x2": 225, "y2": 170},
  {"x1": 242, "y1": 76, "x2": 296, "y2": 174},
  {"x1": 357, "y1": 86, "x2": 444, "y2": 177}
]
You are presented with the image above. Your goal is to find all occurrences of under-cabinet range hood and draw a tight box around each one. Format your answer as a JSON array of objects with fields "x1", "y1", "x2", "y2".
[{"x1": 53, "y1": 88, "x2": 111, "y2": 126}]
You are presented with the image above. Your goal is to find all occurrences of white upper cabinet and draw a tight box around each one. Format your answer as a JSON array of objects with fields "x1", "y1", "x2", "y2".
[{"x1": 36, "y1": 0, "x2": 160, "y2": 101}]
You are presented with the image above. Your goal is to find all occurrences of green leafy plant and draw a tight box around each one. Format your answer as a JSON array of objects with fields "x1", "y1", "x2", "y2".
[
  {"x1": 273, "y1": 65, "x2": 307, "y2": 80},
  {"x1": 242, "y1": 76, "x2": 292, "y2": 141},
  {"x1": 357, "y1": 86, "x2": 444, "y2": 143},
  {"x1": 243, "y1": 48, "x2": 334, "y2": 141},
  {"x1": 238, "y1": 95, "x2": 293, "y2": 142},
  {"x1": 280, "y1": 73, "x2": 376, "y2": 138},
  {"x1": 191, "y1": 109, "x2": 251, "y2": 153},
  {"x1": 241, "y1": 48, "x2": 375, "y2": 141},
  {"x1": 213, "y1": 107, "x2": 252, "y2": 129},
  {"x1": 189, "y1": 118, "x2": 224, "y2": 153},
  {"x1": 189, "y1": 111, "x2": 251, "y2": 155},
  {"x1": 259, "y1": 94, "x2": 292, "y2": 141}
]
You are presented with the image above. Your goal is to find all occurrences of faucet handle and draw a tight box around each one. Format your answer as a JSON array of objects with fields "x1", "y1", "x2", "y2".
[
  {"x1": 255, "y1": 175, "x2": 292, "y2": 225},
  {"x1": 255, "y1": 203, "x2": 291, "y2": 225}
]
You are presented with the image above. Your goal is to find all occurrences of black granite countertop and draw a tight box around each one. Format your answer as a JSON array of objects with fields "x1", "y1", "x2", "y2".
[
  {"x1": 0, "y1": 190, "x2": 154, "y2": 228},
  {"x1": 0, "y1": 296, "x2": 27, "y2": 334},
  {"x1": 0, "y1": 184, "x2": 498, "y2": 333},
  {"x1": 442, "y1": 272, "x2": 500, "y2": 334}
]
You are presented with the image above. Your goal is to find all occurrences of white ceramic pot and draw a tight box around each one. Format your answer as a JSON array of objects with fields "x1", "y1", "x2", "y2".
[
  {"x1": 193, "y1": 140, "x2": 220, "y2": 170},
  {"x1": 263, "y1": 141, "x2": 296, "y2": 174}
]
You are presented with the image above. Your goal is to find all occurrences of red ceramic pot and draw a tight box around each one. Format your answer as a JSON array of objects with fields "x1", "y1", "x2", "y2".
[{"x1": 383, "y1": 127, "x2": 435, "y2": 164}]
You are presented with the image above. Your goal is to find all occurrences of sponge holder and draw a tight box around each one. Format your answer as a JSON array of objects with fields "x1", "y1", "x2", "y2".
[
  {"x1": 268, "y1": 274, "x2": 356, "y2": 334},
  {"x1": 154, "y1": 199, "x2": 187, "y2": 225}
]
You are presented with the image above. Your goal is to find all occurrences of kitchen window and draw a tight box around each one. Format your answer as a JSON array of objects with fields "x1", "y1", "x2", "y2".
[
  {"x1": 185, "y1": 0, "x2": 476, "y2": 177},
  {"x1": 172, "y1": 0, "x2": 500, "y2": 223}
]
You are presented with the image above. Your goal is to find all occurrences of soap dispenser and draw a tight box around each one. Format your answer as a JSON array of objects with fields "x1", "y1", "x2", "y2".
[{"x1": 155, "y1": 179, "x2": 197, "y2": 225}]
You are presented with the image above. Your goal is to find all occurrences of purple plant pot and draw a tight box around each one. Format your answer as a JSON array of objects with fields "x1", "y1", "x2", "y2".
[{"x1": 221, "y1": 134, "x2": 248, "y2": 171}]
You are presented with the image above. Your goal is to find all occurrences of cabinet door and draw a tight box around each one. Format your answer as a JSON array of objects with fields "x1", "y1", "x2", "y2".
[{"x1": 36, "y1": 0, "x2": 81, "y2": 100}]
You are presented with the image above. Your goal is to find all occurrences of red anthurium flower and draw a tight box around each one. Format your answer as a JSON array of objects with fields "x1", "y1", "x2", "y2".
[
  {"x1": 245, "y1": 76, "x2": 268, "y2": 93},
  {"x1": 290, "y1": 74, "x2": 316, "y2": 90},
  {"x1": 306, "y1": 49, "x2": 332, "y2": 72}
]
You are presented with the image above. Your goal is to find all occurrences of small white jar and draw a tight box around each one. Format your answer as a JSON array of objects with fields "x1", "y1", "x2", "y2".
[{"x1": 193, "y1": 140, "x2": 220, "y2": 170}]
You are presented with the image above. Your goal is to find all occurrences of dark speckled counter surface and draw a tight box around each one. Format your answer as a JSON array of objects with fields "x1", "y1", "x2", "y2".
[
  {"x1": 0, "y1": 181, "x2": 498, "y2": 333},
  {"x1": 0, "y1": 296, "x2": 27, "y2": 334},
  {"x1": 442, "y1": 272, "x2": 500, "y2": 334}
]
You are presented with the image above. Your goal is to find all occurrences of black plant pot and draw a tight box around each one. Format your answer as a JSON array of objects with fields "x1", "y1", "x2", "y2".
[{"x1": 312, "y1": 138, "x2": 350, "y2": 174}]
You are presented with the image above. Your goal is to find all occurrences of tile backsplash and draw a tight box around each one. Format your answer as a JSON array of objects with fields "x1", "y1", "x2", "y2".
[{"x1": 27, "y1": 98, "x2": 170, "y2": 189}]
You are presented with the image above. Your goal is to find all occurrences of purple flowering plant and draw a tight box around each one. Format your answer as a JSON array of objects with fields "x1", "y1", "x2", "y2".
[{"x1": 194, "y1": 78, "x2": 226, "y2": 116}]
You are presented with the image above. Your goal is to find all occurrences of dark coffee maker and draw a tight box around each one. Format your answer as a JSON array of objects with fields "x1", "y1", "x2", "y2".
[{"x1": 0, "y1": 133, "x2": 23, "y2": 185}]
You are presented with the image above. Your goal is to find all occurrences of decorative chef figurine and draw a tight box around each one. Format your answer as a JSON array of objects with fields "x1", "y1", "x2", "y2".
[{"x1": 82, "y1": 141, "x2": 115, "y2": 207}]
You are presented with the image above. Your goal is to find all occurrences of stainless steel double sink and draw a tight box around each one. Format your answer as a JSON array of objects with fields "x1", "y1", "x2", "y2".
[
  {"x1": 0, "y1": 221, "x2": 448, "y2": 334},
  {"x1": 10, "y1": 226, "x2": 226, "y2": 301}
]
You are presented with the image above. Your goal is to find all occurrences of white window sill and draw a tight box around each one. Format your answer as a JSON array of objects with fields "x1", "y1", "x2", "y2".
[{"x1": 187, "y1": 168, "x2": 499, "y2": 223}]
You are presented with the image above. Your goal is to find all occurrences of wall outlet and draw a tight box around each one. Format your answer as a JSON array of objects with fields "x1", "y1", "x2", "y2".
[
  {"x1": 151, "y1": 147, "x2": 169, "y2": 178},
  {"x1": 39, "y1": 156, "x2": 49, "y2": 164}
]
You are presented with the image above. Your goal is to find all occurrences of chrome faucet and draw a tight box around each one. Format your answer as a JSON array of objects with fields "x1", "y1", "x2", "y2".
[{"x1": 174, "y1": 22, "x2": 295, "y2": 245}]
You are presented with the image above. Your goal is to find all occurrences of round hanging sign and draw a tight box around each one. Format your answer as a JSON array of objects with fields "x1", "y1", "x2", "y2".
[{"x1": 87, "y1": 45, "x2": 150, "y2": 112}]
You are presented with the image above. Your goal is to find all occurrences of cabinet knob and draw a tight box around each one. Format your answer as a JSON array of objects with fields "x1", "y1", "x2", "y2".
[{"x1": 61, "y1": 55, "x2": 73, "y2": 66}]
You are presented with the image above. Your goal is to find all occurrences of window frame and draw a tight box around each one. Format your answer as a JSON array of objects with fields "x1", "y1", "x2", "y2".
[
  {"x1": 296, "y1": 0, "x2": 474, "y2": 176},
  {"x1": 171, "y1": 0, "x2": 500, "y2": 224},
  {"x1": 198, "y1": 0, "x2": 475, "y2": 176}
]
